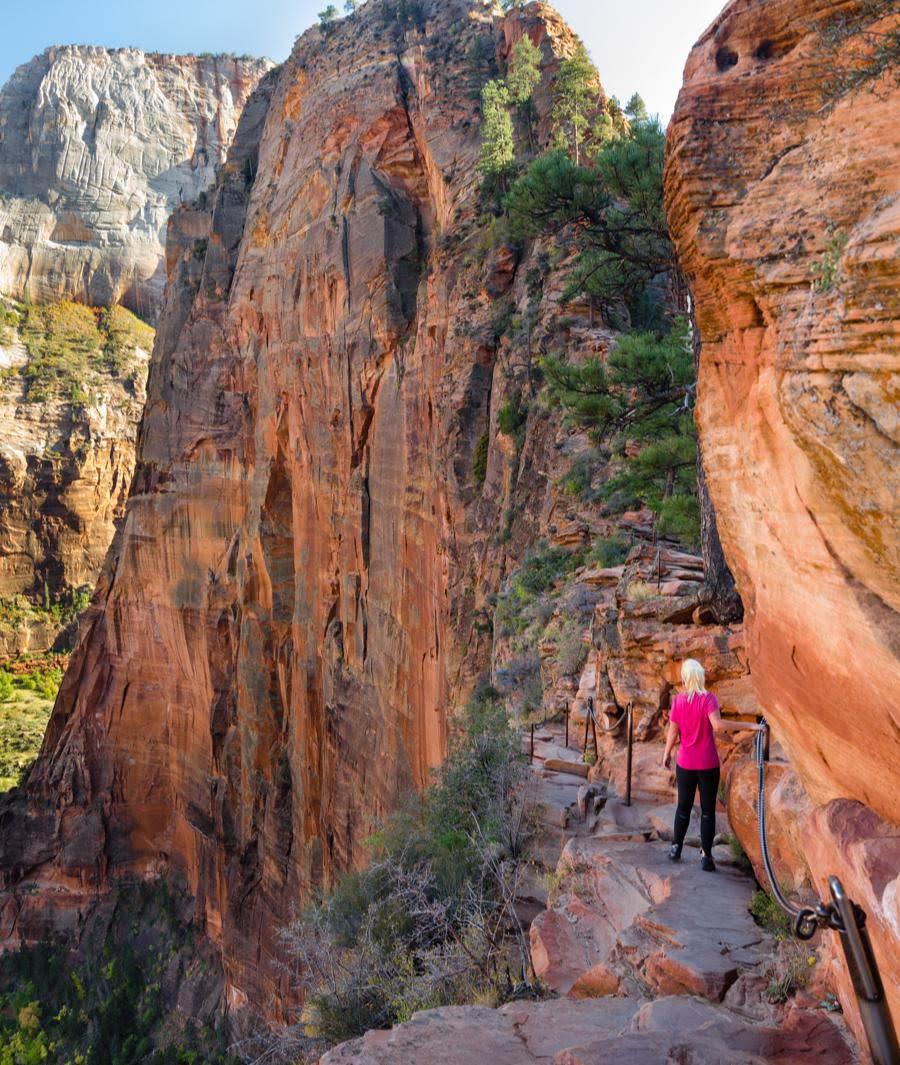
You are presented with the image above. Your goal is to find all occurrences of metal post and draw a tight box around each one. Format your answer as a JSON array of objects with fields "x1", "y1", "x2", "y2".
[
  {"x1": 530, "y1": 723, "x2": 535, "y2": 764},
  {"x1": 624, "y1": 702, "x2": 633, "y2": 807},
  {"x1": 590, "y1": 707, "x2": 599, "y2": 763},
  {"x1": 829, "y1": 877, "x2": 900, "y2": 1065}
]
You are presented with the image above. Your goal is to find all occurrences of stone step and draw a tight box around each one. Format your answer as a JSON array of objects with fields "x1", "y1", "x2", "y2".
[{"x1": 544, "y1": 757, "x2": 590, "y2": 778}]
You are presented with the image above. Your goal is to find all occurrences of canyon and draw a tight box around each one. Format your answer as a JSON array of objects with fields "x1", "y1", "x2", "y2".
[{"x1": 0, "y1": 0, "x2": 896, "y2": 1060}]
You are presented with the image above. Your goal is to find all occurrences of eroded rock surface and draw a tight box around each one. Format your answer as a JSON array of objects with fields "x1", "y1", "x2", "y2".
[
  {"x1": 0, "y1": 47, "x2": 271, "y2": 321},
  {"x1": 665, "y1": 0, "x2": 900, "y2": 1043}
]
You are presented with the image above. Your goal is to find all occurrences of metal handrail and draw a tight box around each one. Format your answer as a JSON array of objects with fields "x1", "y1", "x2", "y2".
[{"x1": 755, "y1": 719, "x2": 898, "y2": 1065}]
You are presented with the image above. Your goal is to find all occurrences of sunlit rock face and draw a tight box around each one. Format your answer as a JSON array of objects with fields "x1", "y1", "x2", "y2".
[
  {"x1": 0, "y1": 0, "x2": 587, "y2": 1013},
  {"x1": 0, "y1": 47, "x2": 272, "y2": 322},
  {"x1": 665, "y1": 0, "x2": 900, "y2": 1044}
]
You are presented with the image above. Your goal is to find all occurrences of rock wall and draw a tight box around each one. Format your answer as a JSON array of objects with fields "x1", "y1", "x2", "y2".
[
  {"x1": 0, "y1": 47, "x2": 272, "y2": 322},
  {"x1": 0, "y1": 0, "x2": 589, "y2": 1013},
  {"x1": 665, "y1": 0, "x2": 900, "y2": 1044}
]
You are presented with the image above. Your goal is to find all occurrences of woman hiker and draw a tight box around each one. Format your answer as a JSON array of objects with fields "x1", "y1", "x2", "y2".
[{"x1": 662, "y1": 658, "x2": 763, "y2": 872}]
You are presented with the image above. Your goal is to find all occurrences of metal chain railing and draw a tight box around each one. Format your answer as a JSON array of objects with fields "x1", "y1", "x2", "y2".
[
  {"x1": 755, "y1": 719, "x2": 898, "y2": 1065},
  {"x1": 582, "y1": 698, "x2": 634, "y2": 806}
]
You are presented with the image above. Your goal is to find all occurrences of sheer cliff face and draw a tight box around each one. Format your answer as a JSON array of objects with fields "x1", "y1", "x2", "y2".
[
  {"x1": 0, "y1": 47, "x2": 272, "y2": 322},
  {"x1": 0, "y1": 2, "x2": 581, "y2": 1010},
  {"x1": 665, "y1": 0, "x2": 899, "y2": 1038}
]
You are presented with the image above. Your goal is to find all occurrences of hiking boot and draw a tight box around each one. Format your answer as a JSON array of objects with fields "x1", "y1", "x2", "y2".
[
  {"x1": 700, "y1": 852, "x2": 716, "y2": 872},
  {"x1": 667, "y1": 844, "x2": 682, "y2": 862}
]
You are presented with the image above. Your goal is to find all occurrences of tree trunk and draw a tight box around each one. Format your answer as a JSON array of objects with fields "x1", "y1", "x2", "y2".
[
  {"x1": 691, "y1": 312, "x2": 743, "y2": 622},
  {"x1": 697, "y1": 453, "x2": 742, "y2": 622}
]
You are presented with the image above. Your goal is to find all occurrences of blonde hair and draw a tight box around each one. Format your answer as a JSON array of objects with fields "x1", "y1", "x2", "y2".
[{"x1": 681, "y1": 659, "x2": 706, "y2": 701}]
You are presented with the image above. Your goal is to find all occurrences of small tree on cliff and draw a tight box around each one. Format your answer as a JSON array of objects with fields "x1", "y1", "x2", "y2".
[
  {"x1": 479, "y1": 79, "x2": 516, "y2": 197},
  {"x1": 506, "y1": 36, "x2": 542, "y2": 106},
  {"x1": 551, "y1": 44, "x2": 598, "y2": 165},
  {"x1": 506, "y1": 36, "x2": 542, "y2": 151},
  {"x1": 319, "y1": 5, "x2": 339, "y2": 30},
  {"x1": 505, "y1": 120, "x2": 671, "y2": 326}
]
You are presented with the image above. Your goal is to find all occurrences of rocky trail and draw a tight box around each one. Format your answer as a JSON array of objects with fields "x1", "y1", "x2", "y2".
[{"x1": 323, "y1": 725, "x2": 858, "y2": 1063}]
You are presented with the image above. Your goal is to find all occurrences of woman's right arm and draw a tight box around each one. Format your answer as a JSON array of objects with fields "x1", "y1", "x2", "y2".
[{"x1": 709, "y1": 709, "x2": 763, "y2": 733}]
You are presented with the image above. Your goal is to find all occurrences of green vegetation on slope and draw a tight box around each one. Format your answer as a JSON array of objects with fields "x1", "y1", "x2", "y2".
[
  {"x1": 470, "y1": 27, "x2": 700, "y2": 547},
  {"x1": 503, "y1": 113, "x2": 700, "y2": 545},
  {"x1": 0, "y1": 661, "x2": 61, "y2": 791},
  {"x1": 0, "y1": 298, "x2": 153, "y2": 404},
  {"x1": 0, "y1": 588, "x2": 91, "y2": 635},
  {"x1": 0, "y1": 882, "x2": 238, "y2": 1065}
]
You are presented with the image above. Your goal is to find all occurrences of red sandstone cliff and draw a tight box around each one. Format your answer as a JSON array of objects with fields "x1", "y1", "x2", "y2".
[
  {"x1": 665, "y1": 0, "x2": 900, "y2": 1045},
  {"x1": 0, "y1": 0, "x2": 588, "y2": 1011}
]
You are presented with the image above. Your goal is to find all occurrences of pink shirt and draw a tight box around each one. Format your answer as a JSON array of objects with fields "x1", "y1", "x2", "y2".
[{"x1": 671, "y1": 692, "x2": 720, "y2": 770}]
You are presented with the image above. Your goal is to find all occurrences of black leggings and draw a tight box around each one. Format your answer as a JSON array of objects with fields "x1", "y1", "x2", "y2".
[{"x1": 673, "y1": 765, "x2": 720, "y2": 855}]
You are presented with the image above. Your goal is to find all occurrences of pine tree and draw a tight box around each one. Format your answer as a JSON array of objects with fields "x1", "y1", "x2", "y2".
[
  {"x1": 505, "y1": 121, "x2": 671, "y2": 324},
  {"x1": 624, "y1": 92, "x2": 649, "y2": 124},
  {"x1": 479, "y1": 80, "x2": 515, "y2": 195},
  {"x1": 551, "y1": 44, "x2": 597, "y2": 165},
  {"x1": 506, "y1": 37, "x2": 542, "y2": 106},
  {"x1": 542, "y1": 322, "x2": 699, "y2": 542}
]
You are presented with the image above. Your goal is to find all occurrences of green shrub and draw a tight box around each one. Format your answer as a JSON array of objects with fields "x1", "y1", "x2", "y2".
[
  {"x1": 497, "y1": 394, "x2": 526, "y2": 438},
  {"x1": 549, "y1": 618, "x2": 588, "y2": 677},
  {"x1": 587, "y1": 535, "x2": 629, "y2": 568},
  {"x1": 495, "y1": 542, "x2": 583, "y2": 635},
  {"x1": 749, "y1": 889, "x2": 793, "y2": 939},
  {"x1": 0, "y1": 303, "x2": 20, "y2": 346},
  {"x1": 811, "y1": 229, "x2": 848, "y2": 292},
  {"x1": 559, "y1": 450, "x2": 601, "y2": 498}
]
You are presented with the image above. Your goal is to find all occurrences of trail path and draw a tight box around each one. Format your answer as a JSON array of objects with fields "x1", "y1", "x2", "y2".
[{"x1": 322, "y1": 724, "x2": 858, "y2": 1064}]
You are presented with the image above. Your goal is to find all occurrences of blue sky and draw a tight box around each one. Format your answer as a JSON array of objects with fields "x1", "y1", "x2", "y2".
[{"x1": 0, "y1": 0, "x2": 724, "y2": 122}]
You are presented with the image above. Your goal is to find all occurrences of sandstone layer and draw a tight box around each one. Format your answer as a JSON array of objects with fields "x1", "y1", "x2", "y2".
[
  {"x1": 0, "y1": 47, "x2": 271, "y2": 321},
  {"x1": 665, "y1": 0, "x2": 900, "y2": 1045},
  {"x1": 0, "y1": 0, "x2": 590, "y2": 1013}
]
